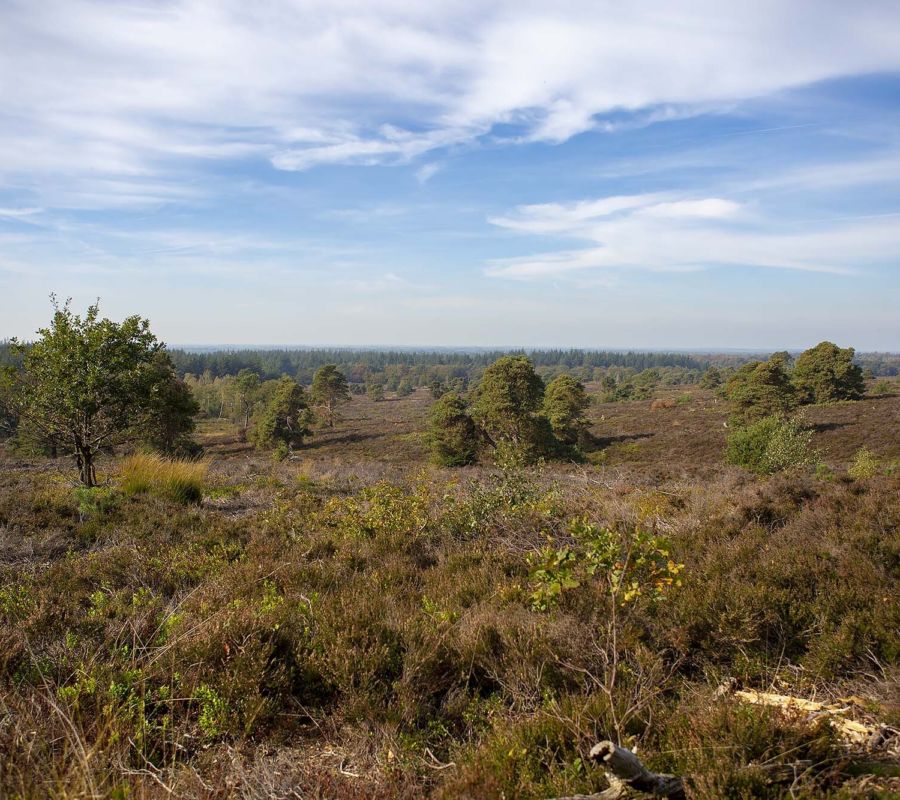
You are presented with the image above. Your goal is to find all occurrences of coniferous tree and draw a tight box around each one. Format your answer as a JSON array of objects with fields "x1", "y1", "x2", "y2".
[
  {"x1": 311, "y1": 364, "x2": 351, "y2": 427},
  {"x1": 542, "y1": 374, "x2": 590, "y2": 447},
  {"x1": 723, "y1": 357, "x2": 796, "y2": 424},
  {"x1": 251, "y1": 376, "x2": 313, "y2": 452},
  {"x1": 426, "y1": 392, "x2": 479, "y2": 466},
  {"x1": 792, "y1": 342, "x2": 864, "y2": 405}
]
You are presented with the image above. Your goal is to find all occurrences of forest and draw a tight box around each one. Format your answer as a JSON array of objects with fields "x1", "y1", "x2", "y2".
[{"x1": 2, "y1": 303, "x2": 900, "y2": 798}]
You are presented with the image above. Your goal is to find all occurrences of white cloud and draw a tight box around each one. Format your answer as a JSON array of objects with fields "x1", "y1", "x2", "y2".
[
  {"x1": 0, "y1": 207, "x2": 42, "y2": 218},
  {"x1": 415, "y1": 162, "x2": 442, "y2": 184},
  {"x1": 486, "y1": 194, "x2": 900, "y2": 278},
  {"x1": 1, "y1": 0, "x2": 900, "y2": 203}
]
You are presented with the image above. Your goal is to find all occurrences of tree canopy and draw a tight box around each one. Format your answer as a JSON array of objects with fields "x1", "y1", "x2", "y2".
[
  {"x1": 542, "y1": 374, "x2": 590, "y2": 447},
  {"x1": 722, "y1": 358, "x2": 796, "y2": 424},
  {"x1": 471, "y1": 355, "x2": 546, "y2": 448},
  {"x1": 251, "y1": 376, "x2": 312, "y2": 454},
  {"x1": 311, "y1": 365, "x2": 351, "y2": 427},
  {"x1": 2, "y1": 298, "x2": 182, "y2": 486},
  {"x1": 792, "y1": 341, "x2": 864, "y2": 404},
  {"x1": 426, "y1": 392, "x2": 480, "y2": 466}
]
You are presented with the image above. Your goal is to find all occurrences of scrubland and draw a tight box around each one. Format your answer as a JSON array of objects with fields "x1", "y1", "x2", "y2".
[{"x1": 2, "y1": 386, "x2": 900, "y2": 798}]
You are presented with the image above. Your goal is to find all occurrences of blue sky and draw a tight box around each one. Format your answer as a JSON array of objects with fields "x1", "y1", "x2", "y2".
[{"x1": 1, "y1": 1, "x2": 900, "y2": 349}]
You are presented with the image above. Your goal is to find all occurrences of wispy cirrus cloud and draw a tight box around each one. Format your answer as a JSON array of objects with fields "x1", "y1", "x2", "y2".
[
  {"x1": 2, "y1": 0, "x2": 900, "y2": 203},
  {"x1": 486, "y1": 193, "x2": 900, "y2": 278}
]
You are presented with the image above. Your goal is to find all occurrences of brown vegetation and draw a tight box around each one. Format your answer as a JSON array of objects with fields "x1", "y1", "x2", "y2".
[{"x1": 2, "y1": 387, "x2": 900, "y2": 797}]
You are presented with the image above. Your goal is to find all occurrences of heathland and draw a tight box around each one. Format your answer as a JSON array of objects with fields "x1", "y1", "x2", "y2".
[{"x1": 2, "y1": 316, "x2": 900, "y2": 798}]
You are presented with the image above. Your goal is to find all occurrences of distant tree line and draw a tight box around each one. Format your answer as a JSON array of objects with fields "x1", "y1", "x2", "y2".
[{"x1": 2, "y1": 299, "x2": 891, "y2": 483}]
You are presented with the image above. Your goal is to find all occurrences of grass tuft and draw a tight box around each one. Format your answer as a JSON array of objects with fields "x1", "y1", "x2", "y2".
[{"x1": 120, "y1": 453, "x2": 207, "y2": 504}]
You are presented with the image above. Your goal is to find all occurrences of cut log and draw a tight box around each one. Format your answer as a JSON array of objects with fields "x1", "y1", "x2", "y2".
[{"x1": 550, "y1": 741, "x2": 686, "y2": 800}]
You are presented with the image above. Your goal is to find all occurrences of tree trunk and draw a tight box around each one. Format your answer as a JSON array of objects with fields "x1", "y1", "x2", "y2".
[{"x1": 76, "y1": 445, "x2": 96, "y2": 487}]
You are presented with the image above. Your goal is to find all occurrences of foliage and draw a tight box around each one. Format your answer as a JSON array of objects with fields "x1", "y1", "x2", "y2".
[
  {"x1": 725, "y1": 414, "x2": 817, "y2": 475},
  {"x1": 471, "y1": 356, "x2": 552, "y2": 462},
  {"x1": 699, "y1": 367, "x2": 721, "y2": 389},
  {"x1": 310, "y1": 364, "x2": 351, "y2": 427},
  {"x1": 542, "y1": 374, "x2": 590, "y2": 447},
  {"x1": 144, "y1": 360, "x2": 201, "y2": 455},
  {"x1": 250, "y1": 376, "x2": 313, "y2": 453},
  {"x1": 792, "y1": 341, "x2": 865, "y2": 405},
  {"x1": 529, "y1": 518, "x2": 683, "y2": 611},
  {"x1": 601, "y1": 383, "x2": 650, "y2": 403},
  {"x1": 723, "y1": 358, "x2": 796, "y2": 424},
  {"x1": 848, "y1": 447, "x2": 880, "y2": 479},
  {"x1": 120, "y1": 453, "x2": 207, "y2": 504},
  {"x1": 233, "y1": 368, "x2": 261, "y2": 429},
  {"x1": 366, "y1": 380, "x2": 385, "y2": 401},
  {"x1": 3, "y1": 298, "x2": 189, "y2": 486},
  {"x1": 426, "y1": 392, "x2": 479, "y2": 466}
]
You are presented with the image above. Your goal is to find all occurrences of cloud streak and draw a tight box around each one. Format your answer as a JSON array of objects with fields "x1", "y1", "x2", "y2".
[
  {"x1": 2, "y1": 0, "x2": 900, "y2": 204},
  {"x1": 486, "y1": 194, "x2": 900, "y2": 278}
]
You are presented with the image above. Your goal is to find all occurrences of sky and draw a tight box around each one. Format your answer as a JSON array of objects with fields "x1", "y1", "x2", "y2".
[{"x1": 1, "y1": 0, "x2": 900, "y2": 350}]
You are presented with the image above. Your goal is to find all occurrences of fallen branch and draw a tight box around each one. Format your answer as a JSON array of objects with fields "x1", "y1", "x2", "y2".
[
  {"x1": 723, "y1": 685, "x2": 899, "y2": 749},
  {"x1": 550, "y1": 743, "x2": 822, "y2": 799}
]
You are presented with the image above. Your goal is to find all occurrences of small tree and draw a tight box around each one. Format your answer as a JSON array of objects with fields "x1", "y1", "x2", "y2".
[
  {"x1": 471, "y1": 356, "x2": 545, "y2": 446},
  {"x1": 723, "y1": 358, "x2": 796, "y2": 424},
  {"x1": 792, "y1": 341, "x2": 864, "y2": 405},
  {"x1": 543, "y1": 374, "x2": 590, "y2": 447},
  {"x1": 311, "y1": 364, "x2": 351, "y2": 427},
  {"x1": 699, "y1": 367, "x2": 721, "y2": 390},
  {"x1": 233, "y1": 368, "x2": 261, "y2": 430},
  {"x1": 428, "y1": 380, "x2": 447, "y2": 401},
  {"x1": 4, "y1": 298, "x2": 175, "y2": 486},
  {"x1": 426, "y1": 392, "x2": 479, "y2": 466},
  {"x1": 366, "y1": 380, "x2": 385, "y2": 402},
  {"x1": 251, "y1": 376, "x2": 313, "y2": 454},
  {"x1": 396, "y1": 378, "x2": 413, "y2": 398},
  {"x1": 145, "y1": 358, "x2": 200, "y2": 455}
]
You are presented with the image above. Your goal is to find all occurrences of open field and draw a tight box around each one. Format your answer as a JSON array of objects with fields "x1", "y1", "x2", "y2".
[{"x1": 2, "y1": 389, "x2": 900, "y2": 797}]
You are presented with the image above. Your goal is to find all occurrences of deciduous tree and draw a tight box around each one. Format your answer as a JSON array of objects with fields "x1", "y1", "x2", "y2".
[{"x1": 3, "y1": 298, "x2": 181, "y2": 486}]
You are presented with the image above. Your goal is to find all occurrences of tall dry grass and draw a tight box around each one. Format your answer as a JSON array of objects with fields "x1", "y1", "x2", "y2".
[{"x1": 120, "y1": 453, "x2": 208, "y2": 504}]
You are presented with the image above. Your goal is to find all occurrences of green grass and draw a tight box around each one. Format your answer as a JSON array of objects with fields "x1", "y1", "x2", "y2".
[{"x1": 120, "y1": 452, "x2": 208, "y2": 504}]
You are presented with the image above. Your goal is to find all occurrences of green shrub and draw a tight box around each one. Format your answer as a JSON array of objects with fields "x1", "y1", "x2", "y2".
[
  {"x1": 725, "y1": 414, "x2": 816, "y2": 475},
  {"x1": 848, "y1": 448, "x2": 880, "y2": 479}
]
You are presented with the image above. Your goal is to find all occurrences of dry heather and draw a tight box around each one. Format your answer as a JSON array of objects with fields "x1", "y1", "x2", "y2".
[{"x1": 2, "y1": 388, "x2": 900, "y2": 798}]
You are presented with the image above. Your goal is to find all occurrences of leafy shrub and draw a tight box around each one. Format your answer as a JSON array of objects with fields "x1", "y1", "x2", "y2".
[
  {"x1": 528, "y1": 518, "x2": 683, "y2": 611},
  {"x1": 120, "y1": 453, "x2": 207, "y2": 504},
  {"x1": 848, "y1": 447, "x2": 880, "y2": 479},
  {"x1": 725, "y1": 414, "x2": 816, "y2": 475},
  {"x1": 872, "y1": 379, "x2": 895, "y2": 395}
]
